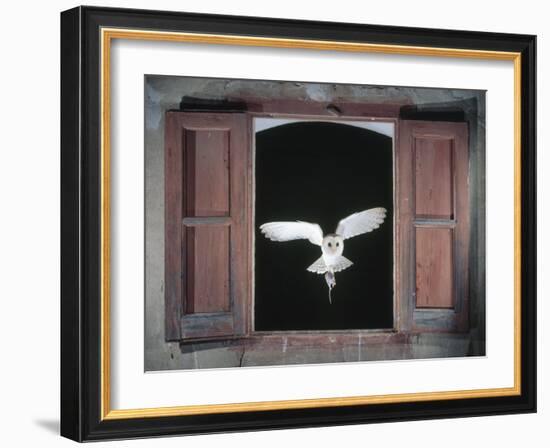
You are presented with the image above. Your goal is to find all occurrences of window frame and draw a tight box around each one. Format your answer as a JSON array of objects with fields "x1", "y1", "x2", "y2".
[
  {"x1": 249, "y1": 111, "x2": 399, "y2": 336},
  {"x1": 164, "y1": 100, "x2": 472, "y2": 346}
]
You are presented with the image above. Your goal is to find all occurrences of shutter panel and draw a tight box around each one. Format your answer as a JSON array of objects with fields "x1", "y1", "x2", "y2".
[
  {"x1": 398, "y1": 120, "x2": 469, "y2": 332},
  {"x1": 164, "y1": 112, "x2": 250, "y2": 341}
]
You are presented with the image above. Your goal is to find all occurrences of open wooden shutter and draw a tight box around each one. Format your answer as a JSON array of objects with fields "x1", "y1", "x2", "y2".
[
  {"x1": 398, "y1": 120, "x2": 469, "y2": 332},
  {"x1": 164, "y1": 112, "x2": 250, "y2": 341}
]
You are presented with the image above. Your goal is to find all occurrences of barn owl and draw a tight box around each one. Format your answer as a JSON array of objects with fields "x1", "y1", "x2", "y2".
[{"x1": 259, "y1": 207, "x2": 387, "y2": 303}]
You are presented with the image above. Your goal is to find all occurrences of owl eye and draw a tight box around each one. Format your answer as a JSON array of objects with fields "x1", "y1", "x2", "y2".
[
  {"x1": 336, "y1": 242, "x2": 339, "y2": 247},
  {"x1": 328, "y1": 242, "x2": 332, "y2": 247}
]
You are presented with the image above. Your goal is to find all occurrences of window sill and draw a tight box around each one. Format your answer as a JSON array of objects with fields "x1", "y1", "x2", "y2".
[{"x1": 169, "y1": 330, "x2": 475, "y2": 370}]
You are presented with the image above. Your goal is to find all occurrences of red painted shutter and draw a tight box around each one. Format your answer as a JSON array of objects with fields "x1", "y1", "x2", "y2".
[
  {"x1": 398, "y1": 120, "x2": 469, "y2": 332},
  {"x1": 164, "y1": 112, "x2": 250, "y2": 341}
]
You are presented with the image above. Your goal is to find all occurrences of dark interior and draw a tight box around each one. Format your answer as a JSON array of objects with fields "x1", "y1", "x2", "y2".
[{"x1": 254, "y1": 121, "x2": 394, "y2": 331}]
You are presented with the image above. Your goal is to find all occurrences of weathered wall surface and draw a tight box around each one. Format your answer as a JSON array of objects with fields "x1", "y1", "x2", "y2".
[{"x1": 144, "y1": 76, "x2": 485, "y2": 371}]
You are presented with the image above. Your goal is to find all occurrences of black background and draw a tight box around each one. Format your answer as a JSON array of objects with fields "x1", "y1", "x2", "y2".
[{"x1": 254, "y1": 122, "x2": 393, "y2": 330}]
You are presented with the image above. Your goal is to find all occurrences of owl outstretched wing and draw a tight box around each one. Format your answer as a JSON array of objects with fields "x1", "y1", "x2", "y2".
[
  {"x1": 259, "y1": 221, "x2": 323, "y2": 246},
  {"x1": 335, "y1": 207, "x2": 387, "y2": 240}
]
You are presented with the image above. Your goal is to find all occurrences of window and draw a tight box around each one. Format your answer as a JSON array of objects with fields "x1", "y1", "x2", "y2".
[
  {"x1": 254, "y1": 120, "x2": 393, "y2": 331},
  {"x1": 164, "y1": 112, "x2": 250, "y2": 341},
  {"x1": 397, "y1": 120, "x2": 470, "y2": 333},
  {"x1": 164, "y1": 106, "x2": 470, "y2": 343}
]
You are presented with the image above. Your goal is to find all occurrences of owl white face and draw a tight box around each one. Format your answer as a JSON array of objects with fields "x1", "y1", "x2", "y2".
[{"x1": 322, "y1": 234, "x2": 344, "y2": 256}]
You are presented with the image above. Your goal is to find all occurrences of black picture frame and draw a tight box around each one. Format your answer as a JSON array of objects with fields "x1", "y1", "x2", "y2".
[{"x1": 61, "y1": 5, "x2": 536, "y2": 442}]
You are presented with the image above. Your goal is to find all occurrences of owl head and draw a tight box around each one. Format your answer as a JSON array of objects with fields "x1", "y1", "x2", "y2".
[{"x1": 322, "y1": 234, "x2": 344, "y2": 256}]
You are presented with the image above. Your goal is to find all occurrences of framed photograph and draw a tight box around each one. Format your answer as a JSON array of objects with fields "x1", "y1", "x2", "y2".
[{"x1": 60, "y1": 5, "x2": 536, "y2": 441}]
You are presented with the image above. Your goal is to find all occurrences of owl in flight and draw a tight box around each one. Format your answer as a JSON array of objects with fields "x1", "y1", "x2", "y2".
[{"x1": 260, "y1": 207, "x2": 387, "y2": 303}]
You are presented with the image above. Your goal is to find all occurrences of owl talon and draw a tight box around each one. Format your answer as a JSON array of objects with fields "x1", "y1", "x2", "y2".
[{"x1": 325, "y1": 272, "x2": 336, "y2": 304}]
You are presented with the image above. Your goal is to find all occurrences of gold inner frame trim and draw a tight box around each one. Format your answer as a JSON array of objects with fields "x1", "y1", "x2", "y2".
[{"x1": 100, "y1": 27, "x2": 522, "y2": 420}]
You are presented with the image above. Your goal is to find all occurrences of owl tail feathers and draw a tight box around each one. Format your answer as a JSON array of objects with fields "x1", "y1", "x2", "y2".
[
  {"x1": 307, "y1": 256, "x2": 328, "y2": 274},
  {"x1": 307, "y1": 256, "x2": 353, "y2": 274},
  {"x1": 331, "y1": 256, "x2": 353, "y2": 273}
]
